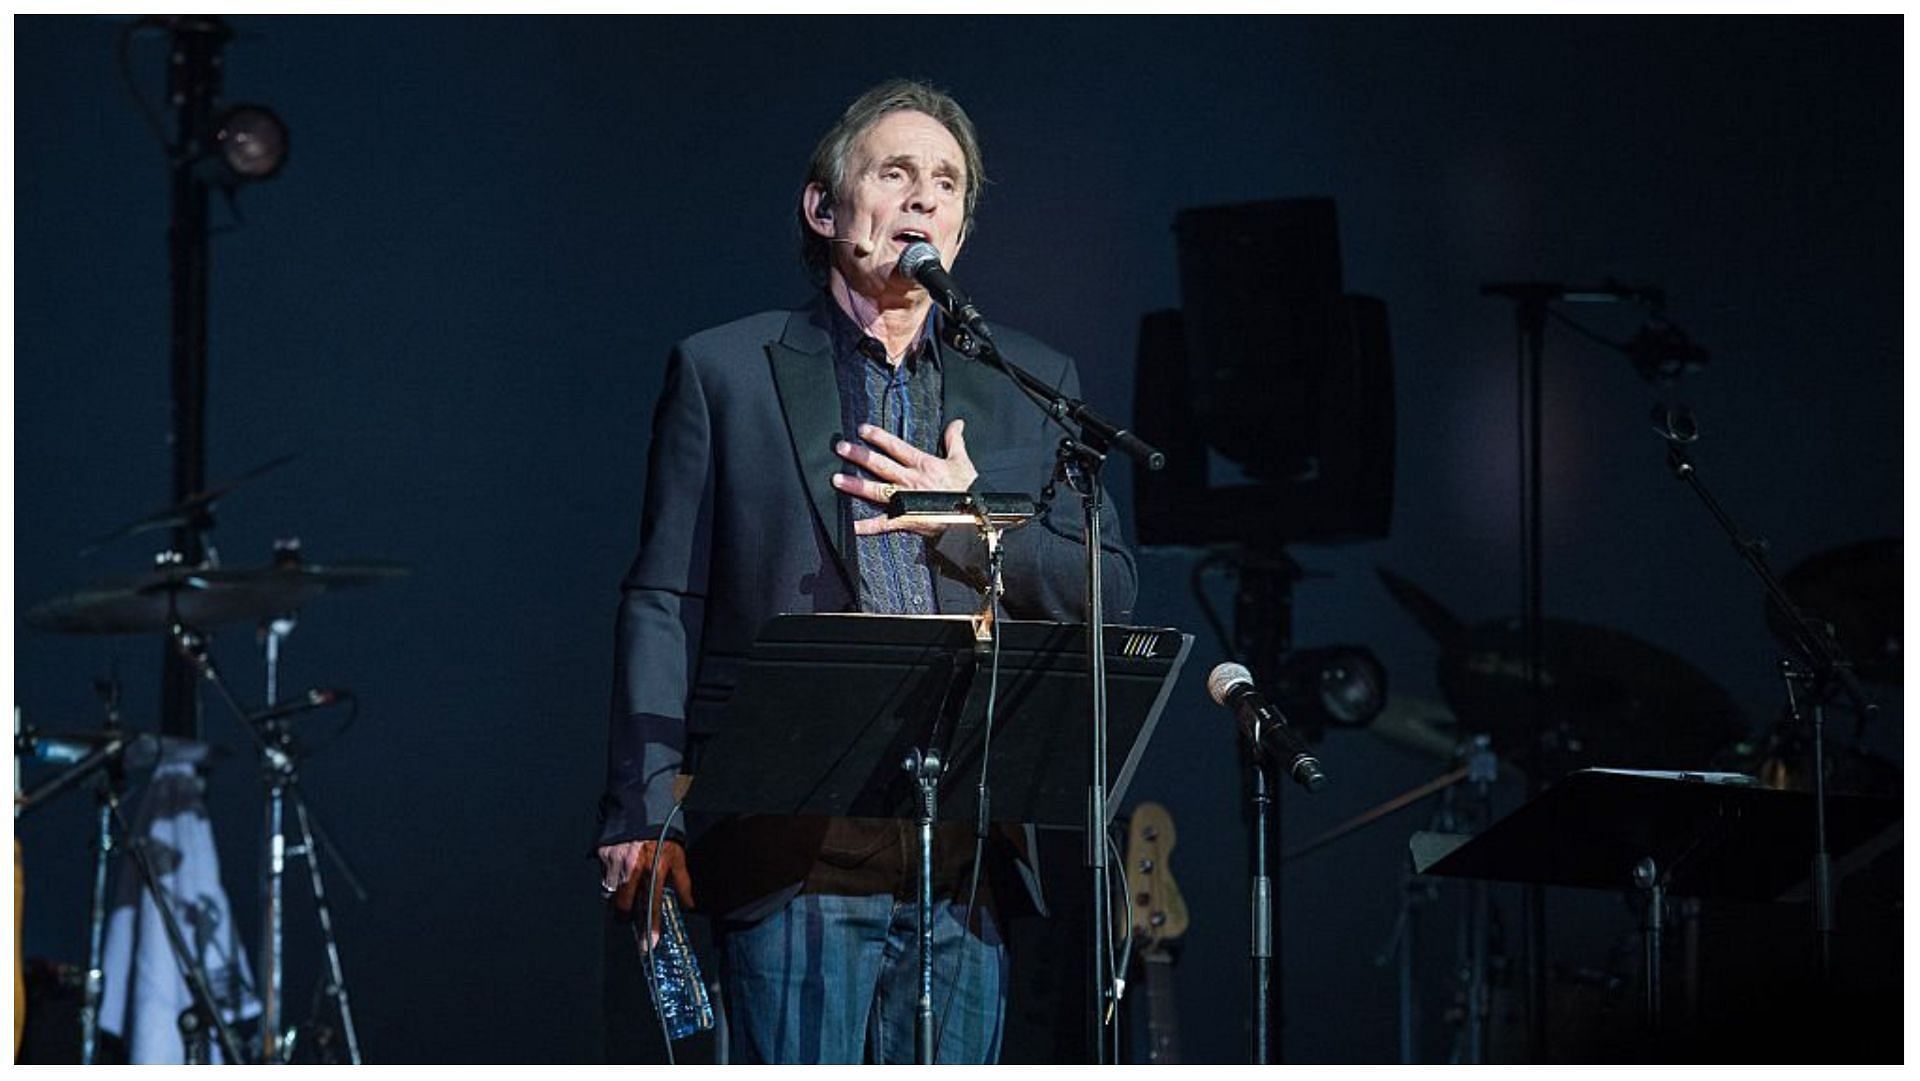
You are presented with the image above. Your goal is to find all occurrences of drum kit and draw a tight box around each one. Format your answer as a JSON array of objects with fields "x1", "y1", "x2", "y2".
[
  {"x1": 1288, "y1": 547, "x2": 1900, "y2": 1063},
  {"x1": 1361, "y1": 550, "x2": 1900, "y2": 791},
  {"x1": 14, "y1": 461, "x2": 408, "y2": 1064}
]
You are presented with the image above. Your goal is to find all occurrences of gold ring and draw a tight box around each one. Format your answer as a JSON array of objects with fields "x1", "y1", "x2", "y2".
[{"x1": 882, "y1": 484, "x2": 899, "y2": 502}]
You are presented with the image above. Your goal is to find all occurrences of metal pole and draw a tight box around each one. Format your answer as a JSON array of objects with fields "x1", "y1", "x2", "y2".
[
  {"x1": 160, "y1": 16, "x2": 230, "y2": 742},
  {"x1": 1249, "y1": 763, "x2": 1273, "y2": 1064},
  {"x1": 261, "y1": 767, "x2": 287, "y2": 1063},
  {"x1": 1516, "y1": 300, "x2": 1550, "y2": 1064},
  {"x1": 1083, "y1": 472, "x2": 1114, "y2": 1064},
  {"x1": 81, "y1": 790, "x2": 114, "y2": 1064},
  {"x1": 909, "y1": 749, "x2": 940, "y2": 1065}
]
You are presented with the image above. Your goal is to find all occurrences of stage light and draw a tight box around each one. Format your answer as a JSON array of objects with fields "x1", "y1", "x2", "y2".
[
  {"x1": 1276, "y1": 646, "x2": 1387, "y2": 737},
  {"x1": 209, "y1": 103, "x2": 288, "y2": 183}
]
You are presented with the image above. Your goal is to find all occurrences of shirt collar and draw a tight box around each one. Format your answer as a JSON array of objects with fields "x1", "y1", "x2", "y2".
[{"x1": 823, "y1": 291, "x2": 943, "y2": 372}]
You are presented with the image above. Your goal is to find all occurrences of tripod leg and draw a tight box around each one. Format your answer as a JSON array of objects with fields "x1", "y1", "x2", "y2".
[{"x1": 290, "y1": 788, "x2": 363, "y2": 1064}]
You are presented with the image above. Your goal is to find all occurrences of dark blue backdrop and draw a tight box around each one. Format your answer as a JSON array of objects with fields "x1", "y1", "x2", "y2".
[{"x1": 15, "y1": 15, "x2": 1901, "y2": 1063}]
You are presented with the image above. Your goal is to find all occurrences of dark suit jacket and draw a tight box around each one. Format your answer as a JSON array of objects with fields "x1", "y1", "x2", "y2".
[{"x1": 597, "y1": 293, "x2": 1138, "y2": 918}]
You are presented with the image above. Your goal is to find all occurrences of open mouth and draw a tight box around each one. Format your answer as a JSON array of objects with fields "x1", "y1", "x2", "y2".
[{"x1": 892, "y1": 229, "x2": 931, "y2": 247}]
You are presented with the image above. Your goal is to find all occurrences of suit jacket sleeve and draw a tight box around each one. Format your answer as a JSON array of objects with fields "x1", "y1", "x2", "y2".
[{"x1": 597, "y1": 343, "x2": 714, "y2": 849}]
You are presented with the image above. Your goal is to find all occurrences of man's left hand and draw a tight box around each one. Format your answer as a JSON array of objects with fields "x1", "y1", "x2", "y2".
[{"x1": 833, "y1": 419, "x2": 977, "y2": 536}]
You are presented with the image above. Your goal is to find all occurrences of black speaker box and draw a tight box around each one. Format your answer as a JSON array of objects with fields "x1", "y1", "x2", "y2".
[{"x1": 1132, "y1": 297, "x2": 1394, "y2": 547}]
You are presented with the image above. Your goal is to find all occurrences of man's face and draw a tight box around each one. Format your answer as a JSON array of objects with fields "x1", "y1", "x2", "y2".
[{"x1": 808, "y1": 109, "x2": 969, "y2": 300}]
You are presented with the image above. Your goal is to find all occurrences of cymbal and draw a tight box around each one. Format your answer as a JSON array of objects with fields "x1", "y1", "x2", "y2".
[
  {"x1": 1765, "y1": 538, "x2": 1901, "y2": 684},
  {"x1": 22, "y1": 559, "x2": 409, "y2": 635},
  {"x1": 1365, "y1": 694, "x2": 1465, "y2": 761},
  {"x1": 1438, "y1": 618, "x2": 1744, "y2": 776},
  {"x1": 196, "y1": 560, "x2": 412, "y2": 591},
  {"x1": 79, "y1": 452, "x2": 297, "y2": 555}
]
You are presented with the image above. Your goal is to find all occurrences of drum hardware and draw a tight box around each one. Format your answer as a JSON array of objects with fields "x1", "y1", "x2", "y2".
[
  {"x1": 166, "y1": 598, "x2": 369, "y2": 1065},
  {"x1": 1375, "y1": 566, "x2": 1745, "y2": 779},
  {"x1": 24, "y1": 533, "x2": 400, "y2": 1064},
  {"x1": 23, "y1": 557, "x2": 411, "y2": 637},
  {"x1": 15, "y1": 689, "x2": 243, "y2": 1064},
  {"x1": 1282, "y1": 733, "x2": 1503, "y2": 1063},
  {"x1": 1763, "y1": 538, "x2": 1900, "y2": 688}
]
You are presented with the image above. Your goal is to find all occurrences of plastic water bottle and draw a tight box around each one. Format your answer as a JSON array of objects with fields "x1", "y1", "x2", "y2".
[{"x1": 647, "y1": 888, "x2": 714, "y2": 1041}]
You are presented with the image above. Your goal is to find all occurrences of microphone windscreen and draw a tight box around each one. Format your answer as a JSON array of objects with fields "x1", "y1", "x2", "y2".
[
  {"x1": 1206, "y1": 662, "x2": 1254, "y2": 707},
  {"x1": 898, "y1": 241, "x2": 943, "y2": 277}
]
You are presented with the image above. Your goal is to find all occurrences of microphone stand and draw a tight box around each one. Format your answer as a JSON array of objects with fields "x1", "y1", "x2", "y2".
[
  {"x1": 889, "y1": 493, "x2": 1029, "y2": 1064},
  {"x1": 939, "y1": 322, "x2": 1163, "y2": 1065},
  {"x1": 1479, "y1": 279, "x2": 1665, "y2": 1061},
  {"x1": 1248, "y1": 755, "x2": 1275, "y2": 1064},
  {"x1": 1654, "y1": 409, "x2": 1873, "y2": 984}
]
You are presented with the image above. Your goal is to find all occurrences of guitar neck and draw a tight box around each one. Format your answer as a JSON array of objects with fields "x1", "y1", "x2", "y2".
[{"x1": 1142, "y1": 952, "x2": 1181, "y2": 1064}]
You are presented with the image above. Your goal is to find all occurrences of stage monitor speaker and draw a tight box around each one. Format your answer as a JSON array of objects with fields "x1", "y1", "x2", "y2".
[
  {"x1": 1131, "y1": 299, "x2": 1394, "y2": 547},
  {"x1": 1135, "y1": 198, "x2": 1394, "y2": 547}
]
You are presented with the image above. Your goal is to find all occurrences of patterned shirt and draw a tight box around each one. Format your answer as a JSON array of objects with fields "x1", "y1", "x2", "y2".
[{"x1": 827, "y1": 300, "x2": 944, "y2": 615}]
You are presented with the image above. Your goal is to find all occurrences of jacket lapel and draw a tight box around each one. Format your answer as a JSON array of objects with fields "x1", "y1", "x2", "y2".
[
  {"x1": 766, "y1": 306, "x2": 854, "y2": 582},
  {"x1": 938, "y1": 329, "x2": 1002, "y2": 457}
]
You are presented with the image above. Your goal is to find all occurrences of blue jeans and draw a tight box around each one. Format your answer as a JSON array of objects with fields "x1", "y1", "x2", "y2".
[{"x1": 716, "y1": 892, "x2": 1007, "y2": 1064}]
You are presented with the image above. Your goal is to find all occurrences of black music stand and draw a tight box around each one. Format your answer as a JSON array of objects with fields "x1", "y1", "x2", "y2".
[
  {"x1": 1413, "y1": 768, "x2": 1900, "y2": 1037},
  {"x1": 684, "y1": 614, "x2": 1191, "y2": 1063}
]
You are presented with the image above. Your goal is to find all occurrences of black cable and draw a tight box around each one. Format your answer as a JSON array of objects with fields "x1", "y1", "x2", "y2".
[
  {"x1": 932, "y1": 561, "x2": 1005, "y2": 1061},
  {"x1": 114, "y1": 17, "x2": 174, "y2": 154},
  {"x1": 297, "y1": 694, "x2": 359, "y2": 757},
  {"x1": 1106, "y1": 828, "x2": 1134, "y2": 1036}
]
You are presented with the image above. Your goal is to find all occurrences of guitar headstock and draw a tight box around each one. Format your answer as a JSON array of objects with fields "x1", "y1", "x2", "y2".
[{"x1": 1124, "y1": 800, "x2": 1190, "y2": 958}]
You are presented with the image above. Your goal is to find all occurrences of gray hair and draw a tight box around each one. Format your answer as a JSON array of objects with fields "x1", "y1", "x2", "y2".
[{"x1": 798, "y1": 78, "x2": 987, "y2": 281}]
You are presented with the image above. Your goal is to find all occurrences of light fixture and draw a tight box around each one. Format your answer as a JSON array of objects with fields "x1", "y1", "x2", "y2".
[
  {"x1": 208, "y1": 103, "x2": 289, "y2": 183},
  {"x1": 1275, "y1": 645, "x2": 1387, "y2": 739}
]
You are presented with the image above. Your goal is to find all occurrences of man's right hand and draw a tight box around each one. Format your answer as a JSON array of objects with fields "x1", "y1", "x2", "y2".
[{"x1": 597, "y1": 839, "x2": 694, "y2": 942}]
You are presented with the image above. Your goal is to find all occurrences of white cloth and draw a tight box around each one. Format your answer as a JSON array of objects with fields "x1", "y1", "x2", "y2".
[{"x1": 97, "y1": 752, "x2": 260, "y2": 1063}]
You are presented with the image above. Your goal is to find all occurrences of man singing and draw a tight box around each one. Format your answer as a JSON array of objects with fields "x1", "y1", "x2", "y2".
[{"x1": 595, "y1": 77, "x2": 1136, "y2": 1064}]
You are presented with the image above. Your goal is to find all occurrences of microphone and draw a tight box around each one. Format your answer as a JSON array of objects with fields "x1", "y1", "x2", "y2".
[
  {"x1": 897, "y1": 241, "x2": 994, "y2": 344},
  {"x1": 247, "y1": 687, "x2": 349, "y2": 725},
  {"x1": 1207, "y1": 662, "x2": 1328, "y2": 793},
  {"x1": 1626, "y1": 319, "x2": 1708, "y2": 383}
]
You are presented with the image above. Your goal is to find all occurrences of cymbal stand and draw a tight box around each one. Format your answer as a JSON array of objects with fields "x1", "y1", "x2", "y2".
[
  {"x1": 170, "y1": 622, "x2": 366, "y2": 1064},
  {"x1": 282, "y1": 786, "x2": 363, "y2": 1062},
  {"x1": 257, "y1": 597, "x2": 299, "y2": 1063}
]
